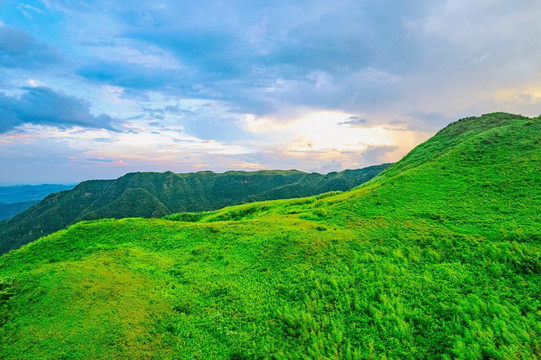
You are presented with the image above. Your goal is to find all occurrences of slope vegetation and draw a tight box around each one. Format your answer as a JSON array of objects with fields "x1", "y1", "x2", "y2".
[
  {"x1": 0, "y1": 166, "x2": 388, "y2": 255},
  {"x1": 0, "y1": 113, "x2": 539, "y2": 359}
]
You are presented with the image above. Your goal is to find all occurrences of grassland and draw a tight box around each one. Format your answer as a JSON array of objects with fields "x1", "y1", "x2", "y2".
[{"x1": 0, "y1": 113, "x2": 539, "y2": 359}]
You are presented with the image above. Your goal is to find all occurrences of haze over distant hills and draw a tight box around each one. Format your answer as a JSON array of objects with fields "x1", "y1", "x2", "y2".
[
  {"x1": 0, "y1": 165, "x2": 389, "y2": 255},
  {"x1": 0, "y1": 184, "x2": 74, "y2": 221},
  {"x1": 0, "y1": 113, "x2": 539, "y2": 359}
]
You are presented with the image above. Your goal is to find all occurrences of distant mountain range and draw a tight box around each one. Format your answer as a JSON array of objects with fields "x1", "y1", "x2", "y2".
[
  {"x1": 0, "y1": 184, "x2": 75, "y2": 221},
  {"x1": 0, "y1": 201, "x2": 39, "y2": 221},
  {"x1": 0, "y1": 184, "x2": 75, "y2": 204},
  {"x1": 0, "y1": 165, "x2": 389, "y2": 254}
]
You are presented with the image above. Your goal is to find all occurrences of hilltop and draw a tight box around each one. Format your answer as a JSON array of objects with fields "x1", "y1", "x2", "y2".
[
  {"x1": 0, "y1": 165, "x2": 388, "y2": 255},
  {"x1": 0, "y1": 113, "x2": 539, "y2": 359}
]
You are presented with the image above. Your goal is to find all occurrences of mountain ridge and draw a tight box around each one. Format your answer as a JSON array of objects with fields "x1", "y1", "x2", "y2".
[{"x1": 0, "y1": 165, "x2": 389, "y2": 254}]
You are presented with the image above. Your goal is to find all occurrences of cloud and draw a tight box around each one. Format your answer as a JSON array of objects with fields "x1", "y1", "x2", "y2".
[
  {"x1": 2, "y1": 0, "x2": 541, "y2": 184},
  {"x1": 140, "y1": 103, "x2": 192, "y2": 121},
  {"x1": 93, "y1": 137, "x2": 116, "y2": 143},
  {"x1": 401, "y1": 0, "x2": 541, "y2": 111},
  {"x1": 86, "y1": 157, "x2": 115, "y2": 163},
  {"x1": 338, "y1": 116, "x2": 367, "y2": 127},
  {"x1": 361, "y1": 145, "x2": 399, "y2": 165},
  {"x1": 9, "y1": 1, "x2": 541, "y2": 121},
  {"x1": 0, "y1": 25, "x2": 61, "y2": 68},
  {"x1": 0, "y1": 87, "x2": 116, "y2": 133},
  {"x1": 0, "y1": 96, "x2": 20, "y2": 132},
  {"x1": 404, "y1": 111, "x2": 454, "y2": 132},
  {"x1": 54, "y1": 1, "x2": 416, "y2": 115},
  {"x1": 316, "y1": 159, "x2": 343, "y2": 173},
  {"x1": 76, "y1": 61, "x2": 184, "y2": 91},
  {"x1": 182, "y1": 116, "x2": 258, "y2": 142}
]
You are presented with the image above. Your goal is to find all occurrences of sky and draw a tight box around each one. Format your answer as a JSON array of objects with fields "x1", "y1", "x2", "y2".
[{"x1": 1, "y1": 0, "x2": 541, "y2": 184}]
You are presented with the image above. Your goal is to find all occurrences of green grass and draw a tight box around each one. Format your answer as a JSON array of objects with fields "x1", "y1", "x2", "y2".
[{"x1": 0, "y1": 113, "x2": 539, "y2": 359}]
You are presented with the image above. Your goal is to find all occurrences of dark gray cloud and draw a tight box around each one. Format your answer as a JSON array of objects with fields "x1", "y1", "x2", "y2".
[
  {"x1": 0, "y1": 25, "x2": 61, "y2": 69},
  {"x1": 0, "y1": 87, "x2": 116, "y2": 133}
]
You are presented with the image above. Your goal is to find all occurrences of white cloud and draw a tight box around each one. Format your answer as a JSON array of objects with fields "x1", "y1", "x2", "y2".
[
  {"x1": 2, "y1": 0, "x2": 541, "y2": 183},
  {"x1": 242, "y1": 110, "x2": 430, "y2": 166}
]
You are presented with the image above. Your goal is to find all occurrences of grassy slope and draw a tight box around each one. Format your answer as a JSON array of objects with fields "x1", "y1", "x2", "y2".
[
  {"x1": 0, "y1": 165, "x2": 388, "y2": 255},
  {"x1": 0, "y1": 113, "x2": 540, "y2": 359}
]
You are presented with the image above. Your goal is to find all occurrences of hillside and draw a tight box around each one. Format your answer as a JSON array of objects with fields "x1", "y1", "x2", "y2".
[
  {"x1": 0, "y1": 165, "x2": 388, "y2": 255},
  {"x1": 0, "y1": 113, "x2": 539, "y2": 359}
]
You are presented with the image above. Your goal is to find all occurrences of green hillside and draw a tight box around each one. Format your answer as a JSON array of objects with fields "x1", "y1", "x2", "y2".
[
  {"x1": 0, "y1": 113, "x2": 539, "y2": 359},
  {"x1": 0, "y1": 166, "x2": 388, "y2": 255}
]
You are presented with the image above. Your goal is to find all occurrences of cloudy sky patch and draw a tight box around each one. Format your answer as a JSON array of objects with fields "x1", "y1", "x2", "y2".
[{"x1": 1, "y1": 0, "x2": 540, "y2": 184}]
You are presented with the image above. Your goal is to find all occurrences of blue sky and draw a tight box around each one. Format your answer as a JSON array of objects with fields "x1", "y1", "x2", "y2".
[{"x1": 1, "y1": 0, "x2": 541, "y2": 184}]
